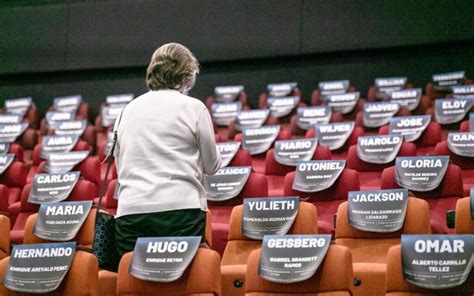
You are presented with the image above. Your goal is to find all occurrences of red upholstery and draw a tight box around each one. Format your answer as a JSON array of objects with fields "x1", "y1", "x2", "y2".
[
  {"x1": 8, "y1": 144, "x2": 24, "y2": 162},
  {"x1": 459, "y1": 119, "x2": 470, "y2": 132},
  {"x1": 10, "y1": 179, "x2": 97, "y2": 244},
  {"x1": 379, "y1": 121, "x2": 442, "y2": 150},
  {"x1": 31, "y1": 139, "x2": 91, "y2": 166},
  {"x1": 380, "y1": 164, "x2": 463, "y2": 234},
  {"x1": 229, "y1": 149, "x2": 252, "y2": 167},
  {"x1": 289, "y1": 112, "x2": 345, "y2": 136},
  {"x1": 435, "y1": 140, "x2": 474, "y2": 195},
  {"x1": 283, "y1": 168, "x2": 360, "y2": 234},
  {"x1": 305, "y1": 126, "x2": 365, "y2": 154},
  {"x1": 27, "y1": 157, "x2": 100, "y2": 192},
  {"x1": 94, "y1": 178, "x2": 118, "y2": 215},
  {"x1": 0, "y1": 185, "x2": 8, "y2": 213},
  {"x1": 208, "y1": 172, "x2": 268, "y2": 255},
  {"x1": 0, "y1": 160, "x2": 27, "y2": 206},
  {"x1": 18, "y1": 128, "x2": 38, "y2": 150},
  {"x1": 265, "y1": 145, "x2": 332, "y2": 176},
  {"x1": 347, "y1": 142, "x2": 417, "y2": 190}
]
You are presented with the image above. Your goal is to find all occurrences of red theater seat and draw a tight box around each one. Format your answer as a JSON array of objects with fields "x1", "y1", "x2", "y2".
[
  {"x1": 380, "y1": 163, "x2": 463, "y2": 234},
  {"x1": 0, "y1": 215, "x2": 10, "y2": 260},
  {"x1": 305, "y1": 125, "x2": 365, "y2": 159},
  {"x1": 0, "y1": 160, "x2": 27, "y2": 206},
  {"x1": 9, "y1": 179, "x2": 97, "y2": 244},
  {"x1": 288, "y1": 111, "x2": 345, "y2": 137},
  {"x1": 208, "y1": 172, "x2": 268, "y2": 255},
  {"x1": 346, "y1": 142, "x2": 417, "y2": 190},
  {"x1": 264, "y1": 145, "x2": 332, "y2": 196},
  {"x1": 94, "y1": 179, "x2": 118, "y2": 216},
  {"x1": 455, "y1": 197, "x2": 474, "y2": 234},
  {"x1": 434, "y1": 140, "x2": 474, "y2": 195},
  {"x1": 378, "y1": 121, "x2": 442, "y2": 156},
  {"x1": 459, "y1": 119, "x2": 470, "y2": 132},
  {"x1": 283, "y1": 168, "x2": 360, "y2": 234},
  {"x1": 244, "y1": 246, "x2": 353, "y2": 296},
  {"x1": 117, "y1": 248, "x2": 221, "y2": 296},
  {"x1": 7, "y1": 144, "x2": 24, "y2": 163}
]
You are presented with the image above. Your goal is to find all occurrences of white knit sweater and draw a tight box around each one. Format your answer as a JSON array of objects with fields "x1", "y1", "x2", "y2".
[{"x1": 113, "y1": 90, "x2": 221, "y2": 217}]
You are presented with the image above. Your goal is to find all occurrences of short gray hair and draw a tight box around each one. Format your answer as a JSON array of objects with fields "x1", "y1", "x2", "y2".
[{"x1": 146, "y1": 43, "x2": 200, "y2": 91}]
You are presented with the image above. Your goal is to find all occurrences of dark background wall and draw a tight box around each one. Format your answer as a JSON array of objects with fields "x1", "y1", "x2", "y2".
[{"x1": 0, "y1": 0, "x2": 473, "y2": 118}]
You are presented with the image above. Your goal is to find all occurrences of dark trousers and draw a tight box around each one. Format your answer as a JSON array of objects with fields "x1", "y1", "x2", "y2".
[{"x1": 115, "y1": 208, "x2": 206, "y2": 257}]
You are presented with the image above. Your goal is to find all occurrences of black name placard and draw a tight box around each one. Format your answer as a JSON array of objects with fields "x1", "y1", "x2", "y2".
[
  {"x1": 129, "y1": 236, "x2": 201, "y2": 282},
  {"x1": 4, "y1": 242, "x2": 76, "y2": 293},
  {"x1": 101, "y1": 105, "x2": 125, "y2": 127},
  {"x1": 46, "y1": 111, "x2": 75, "y2": 130},
  {"x1": 105, "y1": 93, "x2": 134, "y2": 105},
  {"x1": 267, "y1": 96, "x2": 300, "y2": 118},
  {"x1": 292, "y1": 160, "x2": 345, "y2": 193},
  {"x1": 348, "y1": 189, "x2": 408, "y2": 233},
  {"x1": 363, "y1": 102, "x2": 400, "y2": 128},
  {"x1": 40, "y1": 135, "x2": 80, "y2": 160},
  {"x1": 470, "y1": 113, "x2": 474, "y2": 132},
  {"x1": 395, "y1": 156, "x2": 449, "y2": 192},
  {"x1": 54, "y1": 120, "x2": 87, "y2": 136},
  {"x1": 0, "y1": 123, "x2": 28, "y2": 143},
  {"x1": 401, "y1": 234, "x2": 474, "y2": 289},
  {"x1": 432, "y1": 71, "x2": 465, "y2": 92},
  {"x1": 323, "y1": 92, "x2": 360, "y2": 114},
  {"x1": 0, "y1": 142, "x2": 10, "y2": 155},
  {"x1": 318, "y1": 80, "x2": 350, "y2": 97},
  {"x1": 4, "y1": 97, "x2": 33, "y2": 115},
  {"x1": 0, "y1": 114, "x2": 22, "y2": 124},
  {"x1": 258, "y1": 234, "x2": 331, "y2": 284},
  {"x1": 357, "y1": 135, "x2": 403, "y2": 164},
  {"x1": 0, "y1": 153, "x2": 15, "y2": 174},
  {"x1": 217, "y1": 141, "x2": 240, "y2": 168},
  {"x1": 29, "y1": 172, "x2": 80, "y2": 204},
  {"x1": 44, "y1": 151, "x2": 89, "y2": 174},
  {"x1": 434, "y1": 99, "x2": 472, "y2": 125},
  {"x1": 315, "y1": 122, "x2": 354, "y2": 151},
  {"x1": 242, "y1": 125, "x2": 280, "y2": 155},
  {"x1": 267, "y1": 82, "x2": 298, "y2": 97},
  {"x1": 453, "y1": 84, "x2": 474, "y2": 100},
  {"x1": 53, "y1": 95, "x2": 82, "y2": 113},
  {"x1": 389, "y1": 88, "x2": 422, "y2": 111},
  {"x1": 214, "y1": 85, "x2": 244, "y2": 103},
  {"x1": 211, "y1": 101, "x2": 242, "y2": 126},
  {"x1": 243, "y1": 196, "x2": 299, "y2": 240},
  {"x1": 273, "y1": 138, "x2": 318, "y2": 166},
  {"x1": 296, "y1": 106, "x2": 332, "y2": 130},
  {"x1": 447, "y1": 132, "x2": 474, "y2": 157},
  {"x1": 389, "y1": 115, "x2": 431, "y2": 142},
  {"x1": 34, "y1": 201, "x2": 92, "y2": 241},
  {"x1": 375, "y1": 77, "x2": 407, "y2": 99},
  {"x1": 204, "y1": 166, "x2": 251, "y2": 201},
  {"x1": 235, "y1": 109, "x2": 270, "y2": 131}
]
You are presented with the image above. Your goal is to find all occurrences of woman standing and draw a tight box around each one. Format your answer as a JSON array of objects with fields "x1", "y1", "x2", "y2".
[{"x1": 113, "y1": 43, "x2": 221, "y2": 256}]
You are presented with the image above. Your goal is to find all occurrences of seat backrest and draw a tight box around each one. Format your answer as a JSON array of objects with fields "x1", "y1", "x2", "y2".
[
  {"x1": 380, "y1": 163, "x2": 463, "y2": 199},
  {"x1": 459, "y1": 119, "x2": 469, "y2": 132},
  {"x1": 31, "y1": 140, "x2": 91, "y2": 166},
  {"x1": 283, "y1": 168, "x2": 360, "y2": 201},
  {"x1": 0, "y1": 215, "x2": 10, "y2": 260},
  {"x1": 0, "y1": 250, "x2": 98, "y2": 296},
  {"x1": 335, "y1": 197, "x2": 431, "y2": 240},
  {"x1": 222, "y1": 201, "x2": 318, "y2": 265},
  {"x1": 385, "y1": 244, "x2": 474, "y2": 295},
  {"x1": 244, "y1": 245, "x2": 352, "y2": 295},
  {"x1": 207, "y1": 172, "x2": 268, "y2": 207},
  {"x1": 346, "y1": 142, "x2": 417, "y2": 172},
  {"x1": 434, "y1": 140, "x2": 474, "y2": 169},
  {"x1": 23, "y1": 208, "x2": 96, "y2": 246},
  {"x1": 228, "y1": 149, "x2": 252, "y2": 167},
  {"x1": 20, "y1": 179, "x2": 98, "y2": 212},
  {"x1": 305, "y1": 126, "x2": 365, "y2": 151},
  {"x1": 8, "y1": 144, "x2": 23, "y2": 162},
  {"x1": 116, "y1": 248, "x2": 221, "y2": 296},
  {"x1": 379, "y1": 122, "x2": 442, "y2": 148},
  {"x1": 264, "y1": 145, "x2": 332, "y2": 176},
  {"x1": 455, "y1": 197, "x2": 474, "y2": 234},
  {"x1": 0, "y1": 160, "x2": 27, "y2": 188},
  {"x1": 37, "y1": 156, "x2": 101, "y2": 190}
]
